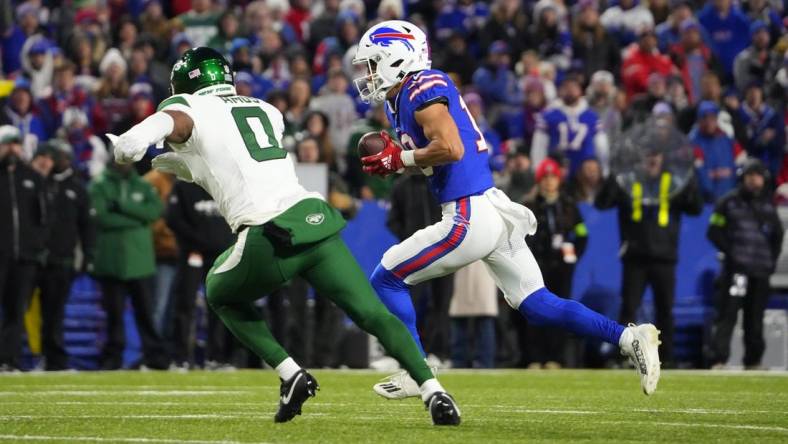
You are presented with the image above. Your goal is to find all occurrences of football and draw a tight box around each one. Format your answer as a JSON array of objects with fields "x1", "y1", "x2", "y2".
[{"x1": 357, "y1": 131, "x2": 387, "y2": 157}]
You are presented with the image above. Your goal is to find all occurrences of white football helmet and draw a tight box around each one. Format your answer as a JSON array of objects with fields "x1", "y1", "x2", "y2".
[{"x1": 353, "y1": 20, "x2": 431, "y2": 103}]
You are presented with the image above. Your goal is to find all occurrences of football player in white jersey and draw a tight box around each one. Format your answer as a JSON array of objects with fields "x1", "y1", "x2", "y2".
[{"x1": 109, "y1": 47, "x2": 461, "y2": 426}]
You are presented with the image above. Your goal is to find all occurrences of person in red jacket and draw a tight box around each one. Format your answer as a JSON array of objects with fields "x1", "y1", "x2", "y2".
[{"x1": 622, "y1": 27, "x2": 675, "y2": 100}]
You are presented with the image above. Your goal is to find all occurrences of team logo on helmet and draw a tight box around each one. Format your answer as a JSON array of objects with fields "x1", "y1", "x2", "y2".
[{"x1": 369, "y1": 27, "x2": 415, "y2": 51}]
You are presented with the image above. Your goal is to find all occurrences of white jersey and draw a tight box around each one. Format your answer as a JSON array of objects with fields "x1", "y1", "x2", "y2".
[{"x1": 158, "y1": 93, "x2": 322, "y2": 232}]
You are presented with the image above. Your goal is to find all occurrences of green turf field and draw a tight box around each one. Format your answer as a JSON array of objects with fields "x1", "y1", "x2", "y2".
[{"x1": 0, "y1": 369, "x2": 786, "y2": 443}]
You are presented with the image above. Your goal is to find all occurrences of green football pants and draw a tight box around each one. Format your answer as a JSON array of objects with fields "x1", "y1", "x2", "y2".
[{"x1": 205, "y1": 226, "x2": 433, "y2": 385}]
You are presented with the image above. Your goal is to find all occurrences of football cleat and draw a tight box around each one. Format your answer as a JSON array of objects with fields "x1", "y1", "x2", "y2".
[
  {"x1": 274, "y1": 369, "x2": 319, "y2": 423},
  {"x1": 372, "y1": 370, "x2": 421, "y2": 399},
  {"x1": 426, "y1": 392, "x2": 461, "y2": 426},
  {"x1": 620, "y1": 323, "x2": 661, "y2": 395}
]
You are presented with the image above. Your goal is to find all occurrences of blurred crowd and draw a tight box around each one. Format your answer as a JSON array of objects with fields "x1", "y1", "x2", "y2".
[{"x1": 0, "y1": 0, "x2": 786, "y2": 371}]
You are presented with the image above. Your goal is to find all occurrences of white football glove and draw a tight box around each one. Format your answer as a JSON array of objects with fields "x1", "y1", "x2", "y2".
[
  {"x1": 106, "y1": 111, "x2": 175, "y2": 164},
  {"x1": 106, "y1": 133, "x2": 148, "y2": 164},
  {"x1": 152, "y1": 152, "x2": 193, "y2": 182}
]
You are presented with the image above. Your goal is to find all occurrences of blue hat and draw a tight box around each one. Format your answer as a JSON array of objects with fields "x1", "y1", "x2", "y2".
[
  {"x1": 697, "y1": 101, "x2": 719, "y2": 119},
  {"x1": 750, "y1": 20, "x2": 768, "y2": 37},
  {"x1": 29, "y1": 38, "x2": 52, "y2": 55},
  {"x1": 234, "y1": 71, "x2": 254, "y2": 85},
  {"x1": 489, "y1": 40, "x2": 509, "y2": 55},
  {"x1": 679, "y1": 19, "x2": 699, "y2": 34},
  {"x1": 13, "y1": 77, "x2": 31, "y2": 90},
  {"x1": 230, "y1": 38, "x2": 250, "y2": 54}
]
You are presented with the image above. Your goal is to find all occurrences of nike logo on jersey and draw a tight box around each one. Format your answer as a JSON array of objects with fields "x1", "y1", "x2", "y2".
[{"x1": 282, "y1": 373, "x2": 303, "y2": 404}]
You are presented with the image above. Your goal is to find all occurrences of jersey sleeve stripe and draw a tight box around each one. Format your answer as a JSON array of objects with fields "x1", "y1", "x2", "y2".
[
  {"x1": 407, "y1": 80, "x2": 448, "y2": 101},
  {"x1": 411, "y1": 73, "x2": 445, "y2": 85},
  {"x1": 157, "y1": 96, "x2": 190, "y2": 112}
]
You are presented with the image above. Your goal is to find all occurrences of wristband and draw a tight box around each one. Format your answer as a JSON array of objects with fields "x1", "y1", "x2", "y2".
[{"x1": 400, "y1": 149, "x2": 416, "y2": 167}]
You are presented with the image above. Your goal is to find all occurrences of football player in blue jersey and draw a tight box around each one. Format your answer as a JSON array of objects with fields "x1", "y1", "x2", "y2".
[
  {"x1": 531, "y1": 74, "x2": 608, "y2": 176},
  {"x1": 354, "y1": 20, "x2": 662, "y2": 403}
]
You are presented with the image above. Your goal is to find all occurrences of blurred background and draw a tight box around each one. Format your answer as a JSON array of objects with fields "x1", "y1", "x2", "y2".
[{"x1": 0, "y1": 0, "x2": 786, "y2": 373}]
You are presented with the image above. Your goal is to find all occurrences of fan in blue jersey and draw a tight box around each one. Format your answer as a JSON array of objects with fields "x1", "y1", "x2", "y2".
[
  {"x1": 353, "y1": 20, "x2": 661, "y2": 405},
  {"x1": 531, "y1": 74, "x2": 607, "y2": 176}
]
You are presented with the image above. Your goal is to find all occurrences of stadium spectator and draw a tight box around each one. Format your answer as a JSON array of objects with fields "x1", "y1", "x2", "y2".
[
  {"x1": 284, "y1": 77, "x2": 312, "y2": 139},
  {"x1": 433, "y1": 31, "x2": 477, "y2": 86},
  {"x1": 139, "y1": 0, "x2": 174, "y2": 50},
  {"x1": 20, "y1": 35, "x2": 55, "y2": 100},
  {"x1": 691, "y1": 101, "x2": 742, "y2": 202},
  {"x1": 166, "y1": 180, "x2": 237, "y2": 370},
  {"x1": 128, "y1": 44, "x2": 170, "y2": 102},
  {"x1": 37, "y1": 61, "x2": 100, "y2": 140},
  {"x1": 57, "y1": 107, "x2": 108, "y2": 181},
  {"x1": 498, "y1": 147, "x2": 535, "y2": 203},
  {"x1": 741, "y1": 0, "x2": 784, "y2": 44},
  {"x1": 435, "y1": 0, "x2": 490, "y2": 43},
  {"x1": 174, "y1": 0, "x2": 220, "y2": 48},
  {"x1": 0, "y1": 79, "x2": 47, "y2": 160},
  {"x1": 696, "y1": 0, "x2": 751, "y2": 81},
  {"x1": 594, "y1": 147, "x2": 703, "y2": 367},
  {"x1": 387, "y1": 174, "x2": 453, "y2": 361},
  {"x1": 1, "y1": 2, "x2": 42, "y2": 76},
  {"x1": 472, "y1": 40, "x2": 522, "y2": 114},
  {"x1": 463, "y1": 92, "x2": 503, "y2": 171},
  {"x1": 571, "y1": 1, "x2": 621, "y2": 82},
  {"x1": 310, "y1": 68, "x2": 358, "y2": 160},
  {"x1": 669, "y1": 19, "x2": 721, "y2": 106},
  {"x1": 479, "y1": 0, "x2": 530, "y2": 62},
  {"x1": 299, "y1": 111, "x2": 335, "y2": 168},
  {"x1": 285, "y1": 0, "x2": 312, "y2": 43},
  {"x1": 531, "y1": 74, "x2": 603, "y2": 177},
  {"x1": 738, "y1": 83, "x2": 785, "y2": 178},
  {"x1": 585, "y1": 71, "x2": 620, "y2": 172},
  {"x1": 707, "y1": 159, "x2": 784, "y2": 369},
  {"x1": 655, "y1": 0, "x2": 693, "y2": 52},
  {"x1": 115, "y1": 18, "x2": 138, "y2": 60},
  {"x1": 95, "y1": 48, "x2": 130, "y2": 134},
  {"x1": 567, "y1": 157, "x2": 604, "y2": 203},
  {"x1": 0, "y1": 126, "x2": 48, "y2": 371},
  {"x1": 309, "y1": 0, "x2": 341, "y2": 50},
  {"x1": 36, "y1": 140, "x2": 93, "y2": 371},
  {"x1": 89, "y1": 160, "x2": 166, "y2": 370},
  {"x1": 599, "y1": 0, "x2": 654, "y2": 47},
  {"x1": 625, "y1": 73, "x2": 671, "y2": 130},
  {"x1": 677, "y1": 71, "x2": 737, "y2": 137},
  {"x1": 733, "y1": 21, "x2": 775, "y2": 95},
  {"x1": 495, "y1": 76, "x2": 546, "y2": 145},
  {"x1": 142, "y1": 168, "x2": 178, "y2": 339},
  {"x1": 621, "y1": 27, "x2": 675, "y2": 100},
  {"x1": 207, "y1": 11, "x2": 242, "y2": 56},
  {"x1": 523, "y1": 158, "x2": 588, "y2": 369},
  {"x1": 528, "y1": 4, "x2": 572, "y2": 73},
  {"x1": 449, "y1": 260, "x2": 498, "y2": 369}
]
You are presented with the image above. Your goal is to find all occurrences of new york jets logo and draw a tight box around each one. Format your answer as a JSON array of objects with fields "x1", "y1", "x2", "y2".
[{"x1": 306, "y1": 213, "x2": 325, "y2": 225}]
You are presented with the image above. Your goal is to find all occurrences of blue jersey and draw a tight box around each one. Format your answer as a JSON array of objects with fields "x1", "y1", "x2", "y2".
[
  {"x1": 385, "y1": 69, "x2": 493, "y2": 203},
  {"x1": 536, "y1": 100, "x2": 599, "y2": 174}
]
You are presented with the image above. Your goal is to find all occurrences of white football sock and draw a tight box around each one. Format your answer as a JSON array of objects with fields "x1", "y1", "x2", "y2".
[
  {"x1": 619, "y1": 326, "x2": 634, "y2": 351},
  {"x1": 275, "y1": 357, "x2": 301, "y2": 381},
  {"x1": 419, "y1": 378, "x2": 445, "y2": 402}
]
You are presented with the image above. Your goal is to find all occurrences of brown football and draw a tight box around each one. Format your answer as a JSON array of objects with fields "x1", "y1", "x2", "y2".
[{"x1": 358, "y1": 131, "x2": 386, "y2": 158}]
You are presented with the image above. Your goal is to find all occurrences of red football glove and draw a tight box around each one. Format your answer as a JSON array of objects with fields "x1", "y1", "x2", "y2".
[{"x1": 361, "y1": 131, "x2": 405, "y2": 176}]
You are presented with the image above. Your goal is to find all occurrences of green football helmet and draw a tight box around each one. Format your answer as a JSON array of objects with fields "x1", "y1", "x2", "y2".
[{"x1": 170, "y1": 47, "x2": 235, "y2": 95}]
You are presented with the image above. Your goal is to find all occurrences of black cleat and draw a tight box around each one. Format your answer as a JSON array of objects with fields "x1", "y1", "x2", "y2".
[
  {"x1": 426, "y1": 392, "x2": 461, "y2": 426},
  {"x1": 274, "y1": 369, "x2": 319, "y2": 423}
]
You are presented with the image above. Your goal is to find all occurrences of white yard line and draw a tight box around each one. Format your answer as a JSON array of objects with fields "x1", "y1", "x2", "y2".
[
  {"x1": 0, "y1": 435, "x2": 269, "y2": 444},
  {"x1": 0, "y1": 390, "x2": 252, "y2": 396}
]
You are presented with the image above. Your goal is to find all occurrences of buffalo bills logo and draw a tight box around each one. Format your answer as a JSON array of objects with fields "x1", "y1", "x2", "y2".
[{"x1": 370, "y1": 27, "x2": 415, "y2": 51}]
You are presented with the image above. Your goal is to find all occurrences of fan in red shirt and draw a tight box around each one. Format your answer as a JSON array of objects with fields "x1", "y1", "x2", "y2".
[{"x1": 622, "y1": 27, "x2": 675, "y2": 100}]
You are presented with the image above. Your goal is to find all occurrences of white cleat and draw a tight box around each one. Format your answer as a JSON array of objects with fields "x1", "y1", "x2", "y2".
[
  {"x1": 372, "y1": 370, "x2": 421, "y2": 400},
  {"x1": 620, "y1": 323, "x2": 661, "y2": 396}
]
